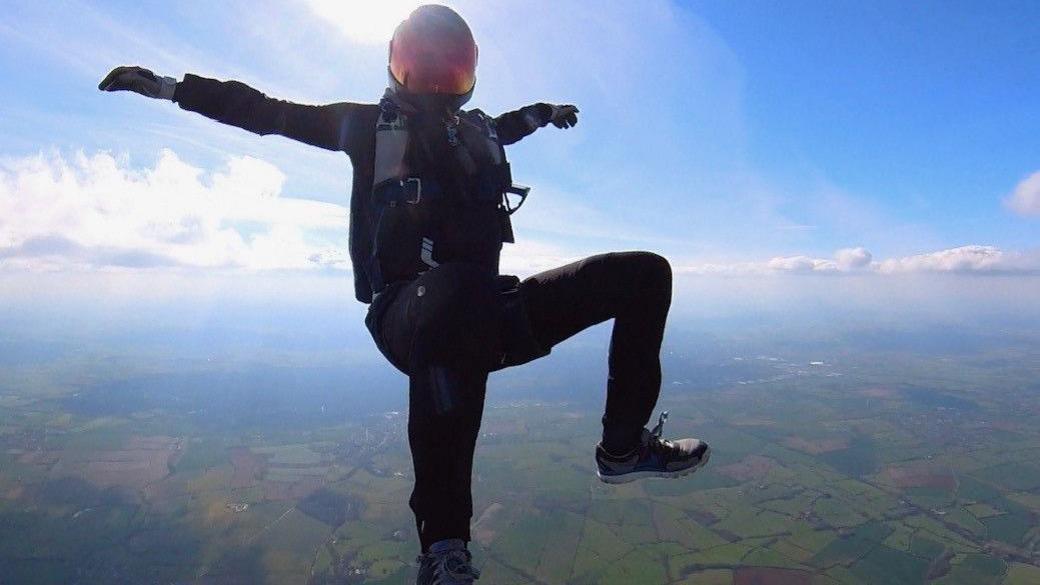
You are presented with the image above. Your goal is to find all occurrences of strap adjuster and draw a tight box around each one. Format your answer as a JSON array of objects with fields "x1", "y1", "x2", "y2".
[
  {"x1": 503, "y1": 183, "x2": 530, "y2": 215},
  {"x1": 403, "y1": 178, "x2": 422, "y2": 204}
]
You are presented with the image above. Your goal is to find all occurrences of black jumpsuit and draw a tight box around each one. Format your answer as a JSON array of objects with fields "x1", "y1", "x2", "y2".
[{"x1": 173, "y1": 75, "x2": 673, "y2": 552}]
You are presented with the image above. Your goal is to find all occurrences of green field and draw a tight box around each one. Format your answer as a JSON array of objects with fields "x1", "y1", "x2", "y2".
[{"x1": 1, "y1": 331, "x2": 1039, "y2": 584}]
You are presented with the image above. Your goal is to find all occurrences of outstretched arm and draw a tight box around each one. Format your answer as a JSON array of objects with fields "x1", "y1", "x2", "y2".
[
  {"x1": 494, "y1": 103, "x2": 579, "y2": 146},
  {"x1": 99, "y1": 66, "x2": 366, "y2": 154}
]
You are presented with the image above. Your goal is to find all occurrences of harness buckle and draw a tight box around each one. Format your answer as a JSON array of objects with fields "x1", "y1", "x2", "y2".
[{"x1": 403, "y1": 178, "x2": 422, "y2": 205}]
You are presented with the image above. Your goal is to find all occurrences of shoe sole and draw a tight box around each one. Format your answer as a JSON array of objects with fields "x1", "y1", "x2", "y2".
[{"x1": 596, "y1": 445, "x2": 711, "y2": 485}]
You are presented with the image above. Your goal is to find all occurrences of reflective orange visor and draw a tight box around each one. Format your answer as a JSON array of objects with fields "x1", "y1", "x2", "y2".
[{"x1": 390, "y1": 28, "x2": 477, "y2": 95}]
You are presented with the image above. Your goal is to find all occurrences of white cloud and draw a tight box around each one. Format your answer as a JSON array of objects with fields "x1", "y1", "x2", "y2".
[
  {"x1": 0, "y1": 150, "x2": 347, "y2": 272},
  {"x1": 677, "y1": 255, "x2": 837, "y2": 276},
  {"x1": 678, "y1": 246, "x2": 1040, "y2": 276},
  {"x1": 682, "y1": 248, "x2": 853, "y2": 275},
  {"x1": 1005, "y1": 171, "x2": 1040, "y2": 217},
  {"x1": 835, "y1": 247, "x2": 873, "y2": 270},
  {"x1": 5, "y1": 149, "x2": 1036, "y2": 285},
  {"x1": 877, "y1": 245, "x2": 1040, "y2": 274},
  {"x1": 767, "y1": 255, "x2": 837, "y2": 273}
]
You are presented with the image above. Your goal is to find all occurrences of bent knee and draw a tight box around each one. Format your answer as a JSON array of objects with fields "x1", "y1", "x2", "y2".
[
  {"x1": 625, "y1": 252, "x2": 672, "y2": 308},
  {"x1": 642, "y1": 251, "x2": 672, "y2": 280},
  {"x1": 620, "y1": 251, "x2": 671, "y2": 286}
]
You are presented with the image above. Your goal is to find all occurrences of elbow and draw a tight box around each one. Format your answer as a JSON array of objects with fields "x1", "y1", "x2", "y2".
[{"x1": 497, "y1": 131, "x2": 522, "y2": 146}]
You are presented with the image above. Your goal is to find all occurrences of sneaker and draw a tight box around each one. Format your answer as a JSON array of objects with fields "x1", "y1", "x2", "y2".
[
  {"x1": 595, "y1": 411, "x2": 710, "y2": 484},
  {"x1": 416, "y1": 538, "x2": 481, "y2": 584}
]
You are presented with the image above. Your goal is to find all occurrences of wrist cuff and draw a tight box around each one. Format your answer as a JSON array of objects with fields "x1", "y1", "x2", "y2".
[{"x1": 158, "y1": 76, "x2": 178, "y2": 101}]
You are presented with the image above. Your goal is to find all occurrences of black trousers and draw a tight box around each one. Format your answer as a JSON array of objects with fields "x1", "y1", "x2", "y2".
[{"x1": 365, "y1": 251, "x2": 672, "y2": 552}]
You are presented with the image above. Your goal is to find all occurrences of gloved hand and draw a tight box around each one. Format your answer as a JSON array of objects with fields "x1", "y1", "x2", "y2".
[
  {"x1": 547, "y1": 104, "x2": 579, "y2": 129},
  {"x1": 98, "y1": 66, "x2": 177, "y2": 100}
]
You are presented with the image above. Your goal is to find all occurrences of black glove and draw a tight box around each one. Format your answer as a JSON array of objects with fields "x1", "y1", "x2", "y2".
[
  {"x1": 98, "y1": 66, "x2": 177, "y2": 100},
  {"x1": 547, "y1": 104, "x2": 579, "y2": 129}
]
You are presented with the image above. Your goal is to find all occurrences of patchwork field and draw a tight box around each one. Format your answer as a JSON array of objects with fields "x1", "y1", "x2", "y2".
[{"x1": 1, "y1": 337, "x2": 1039, "y2": 584}]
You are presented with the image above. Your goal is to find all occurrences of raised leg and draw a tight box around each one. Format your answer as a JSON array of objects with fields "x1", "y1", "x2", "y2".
[{"x1": 519, "y1": 251, "x2": 673, "y2": 454}]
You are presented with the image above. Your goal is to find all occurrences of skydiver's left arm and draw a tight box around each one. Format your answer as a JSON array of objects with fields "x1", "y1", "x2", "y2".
[{"x1": 494, "y1": 103, "x2": 579, "y2": 145}]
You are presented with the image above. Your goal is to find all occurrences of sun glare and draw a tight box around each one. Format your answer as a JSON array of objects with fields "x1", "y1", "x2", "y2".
[{"x1": 306, "y1": 0, "x2": 427, "y2": 44}]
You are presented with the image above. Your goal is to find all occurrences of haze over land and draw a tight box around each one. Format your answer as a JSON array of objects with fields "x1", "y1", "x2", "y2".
[{"x1": 3, "y1": 279, "x2": 1040, "y2": 584}]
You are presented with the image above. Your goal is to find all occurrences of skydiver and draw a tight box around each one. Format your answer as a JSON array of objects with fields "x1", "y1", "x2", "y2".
[{"x1": 99, "y1": 5, "x2": 710, "y2": 583}]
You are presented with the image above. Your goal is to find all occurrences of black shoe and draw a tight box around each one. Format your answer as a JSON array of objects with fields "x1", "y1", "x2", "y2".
[
  {"x1": 416, "y1": 538, "x2": 480, "y2": 584},
  {"x1": 595, "y1": 411, "x2": 710, "y2": 484}
]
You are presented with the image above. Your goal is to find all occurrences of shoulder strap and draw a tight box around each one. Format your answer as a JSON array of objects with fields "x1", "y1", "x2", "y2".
[{"x1": 373, "y1": 97, "x2": 410, "y2": 189}]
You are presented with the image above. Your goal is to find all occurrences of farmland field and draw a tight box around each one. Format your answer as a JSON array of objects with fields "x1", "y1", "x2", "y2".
[{"x1": 1, "y1": 319, "x2": 1039, "y2": 584}]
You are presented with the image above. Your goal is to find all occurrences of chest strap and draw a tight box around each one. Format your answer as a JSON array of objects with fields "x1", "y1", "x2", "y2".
[{"x1": 373, "y1": 177, "x2": 442, "y2": 207}]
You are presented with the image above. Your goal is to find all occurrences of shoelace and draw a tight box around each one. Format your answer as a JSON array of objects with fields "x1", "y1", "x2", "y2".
[
  {"x1": 417, "y1": 548, "x2": 481, "y2": 584},
  {"x1": 650, "y1": 410, "x2": 669, "y2": 440},
  {"x1": 647, "y1": 411, "x2": 678, "y2": 454}
]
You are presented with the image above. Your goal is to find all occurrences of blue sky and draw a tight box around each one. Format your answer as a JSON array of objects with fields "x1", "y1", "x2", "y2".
[
  {"x1": 1, "y1": 0, "x2": 1038, "y2": 306},
  {"x1": 690, "y1": 0, "x2": 1040, "y2": 251}
]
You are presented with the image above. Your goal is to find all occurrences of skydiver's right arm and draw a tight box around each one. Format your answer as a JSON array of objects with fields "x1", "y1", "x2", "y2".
[
  {"x1": 173, "y1": 74, "x2": 364, "y2": 153},
  {"x1": 99, "y1": 66, "x2": 363, "y2": 154}
]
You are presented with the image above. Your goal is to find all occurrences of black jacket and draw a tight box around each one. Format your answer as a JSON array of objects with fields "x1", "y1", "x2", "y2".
[{"x1": 173, "y1": 74, "x2": 551, "y2": 303}]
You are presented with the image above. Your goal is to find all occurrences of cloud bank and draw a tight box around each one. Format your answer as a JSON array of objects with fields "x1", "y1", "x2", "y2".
[
  {"x1": 0, "y1": 150, "x2": 348, "y2": 272},
  {"x1": 678, "y1": 245, "x2": 1039, "y2": 276},
  {"x1": 2, "y1": 150, "x2": 1037, "y2": 281}
]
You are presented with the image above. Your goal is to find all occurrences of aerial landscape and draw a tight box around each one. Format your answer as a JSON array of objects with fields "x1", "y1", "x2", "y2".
[
  {"x1": 3, "y1": 1, "x2": 1039, "y2": 584},
  {"x1": 2, "y1": 307, "x2": 1039, "y2": 584}
]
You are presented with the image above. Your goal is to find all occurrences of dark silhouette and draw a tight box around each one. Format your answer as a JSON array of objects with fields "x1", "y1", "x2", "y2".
[{"x1": 99, "y1": 5, "x2": 709, "y2": 583}]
